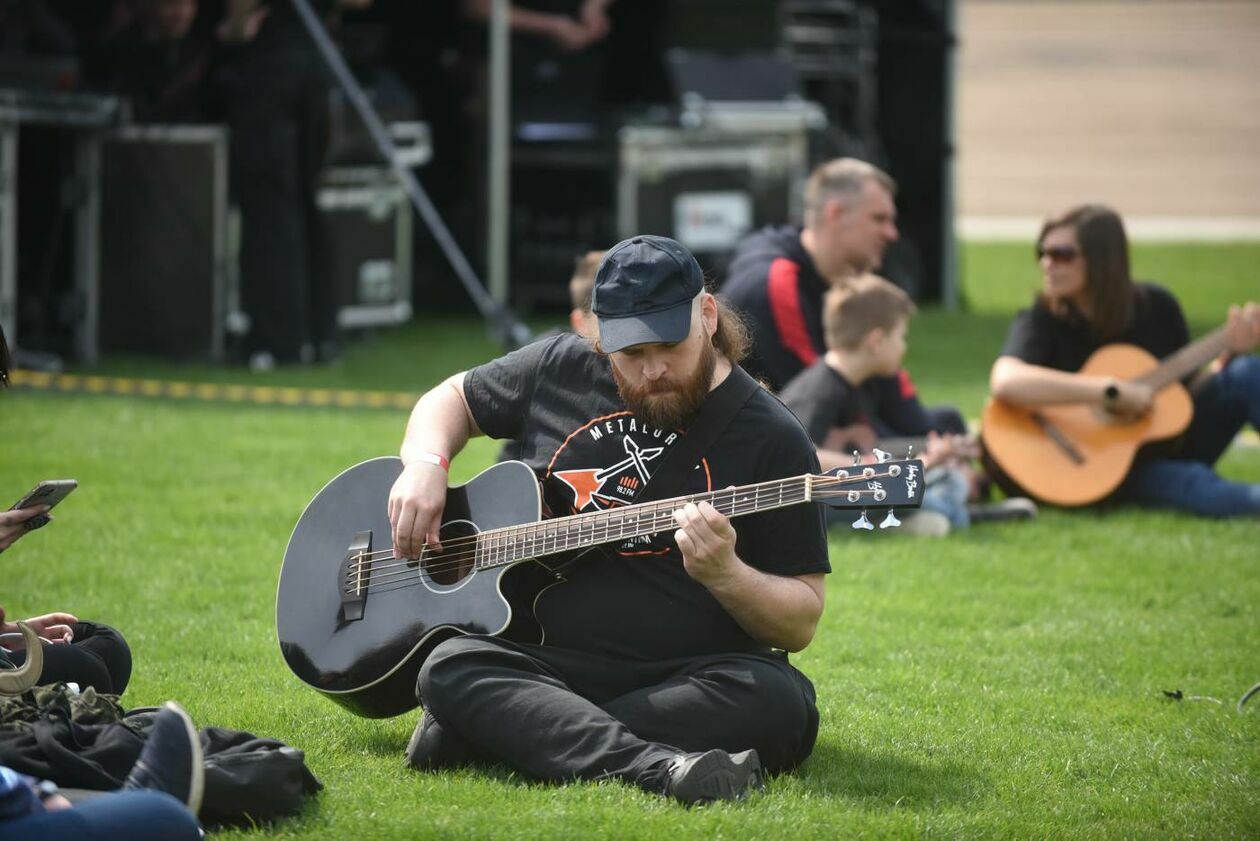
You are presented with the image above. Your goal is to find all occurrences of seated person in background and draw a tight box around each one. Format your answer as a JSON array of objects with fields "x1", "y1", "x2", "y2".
[
  {"x1": 781, "y1": 276, "x2": 1035, "y2": 536},
  {"x1": 989, "y1": 204, "x2": 1260, "y2": 517},
  {"x1": 0, "y1": 324, "x2": 133, "y2": 695},
  {"x1": 721, "y1": 157, "x2": 966, "y2": 438},
  {"x1": 561, "y1": 248, "x2": 601, "y2": 340}
]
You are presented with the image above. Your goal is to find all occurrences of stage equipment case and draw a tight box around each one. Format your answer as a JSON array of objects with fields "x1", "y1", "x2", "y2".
[
  {"x1": 98, "y1": 124, "x2": 236, "y2": 360},
  {"x1": 317, "y1": 166, "x2": 414, "y2": 330},
  {"x1": 617, "y1": 102, "x2": 823, "y2": 274}
]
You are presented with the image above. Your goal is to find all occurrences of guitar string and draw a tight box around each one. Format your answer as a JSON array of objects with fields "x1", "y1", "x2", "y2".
[
  {"x1": 346, "y1": 492, "x2": 816, "y2": 590},
  {"x1": 350, "y1": 474, "x2": 814, "y2": 563},
  {"x1": 345, "y1": 468, "x2": 903, "y2": 566},
  {"x1": 345, "y1": 491, "x2": 815, "y2": 588},
  {"x1": 341, "y1": 473, "x2": 888, "y2": 578},
  {"x1": 342, "y1": 476, "x2": 902, "y2": 587},
  {"x1": 341, "y1": 481, "x2": 902, "y2": 591}
]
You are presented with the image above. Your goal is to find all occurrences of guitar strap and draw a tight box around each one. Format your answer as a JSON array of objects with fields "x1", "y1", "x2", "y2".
[{"x1": 635, "y1": 364, "x2": 761, "y2": 504}]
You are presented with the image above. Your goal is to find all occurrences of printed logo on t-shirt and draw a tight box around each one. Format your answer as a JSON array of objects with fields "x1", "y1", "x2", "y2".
[{"x1": 545, "y1": 411, "x2": 711, "y2": 554}]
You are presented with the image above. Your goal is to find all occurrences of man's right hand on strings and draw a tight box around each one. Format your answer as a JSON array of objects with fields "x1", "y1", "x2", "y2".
[{"x1": 389, "y1": 461, "x2": 449, "y2": 560}]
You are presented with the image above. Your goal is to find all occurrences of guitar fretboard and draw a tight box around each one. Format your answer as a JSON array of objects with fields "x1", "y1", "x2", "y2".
[
  {"x1": 1136, "y1": 327, "x2": 1228, "y2": 391},
  {"x1": 470, "y1": 475, "x2": 812, "y2": 569}
]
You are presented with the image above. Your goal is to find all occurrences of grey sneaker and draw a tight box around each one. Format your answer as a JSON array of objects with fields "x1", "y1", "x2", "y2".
[
  {"x1": 898, "y1": 510, "x2": 952, "y2": 537},
  {"x1": 664, "y1": 748, "x2": 764, "y2": 805},
  {"x1": 123, "y1": 701, "x2": 204, "y2": 815},
  {"x1": 968, "y1": 497, "x2": 1038, "y2": 524}
]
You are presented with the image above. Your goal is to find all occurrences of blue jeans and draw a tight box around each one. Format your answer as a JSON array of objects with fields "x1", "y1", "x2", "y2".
[
  {"x1": 1117, "y1": 355, "x2": 1260, "y2": 517},
  {"x1": 0, "y1": 791, "x2": 199, "y2": 841}
]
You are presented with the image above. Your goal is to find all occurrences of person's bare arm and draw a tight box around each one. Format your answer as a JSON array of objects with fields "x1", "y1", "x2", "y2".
[
  {"x1": 0, "y1": 607, "x2": 77, "y2": 645},
  {"x1": 989, "y1": 356, "x2": 1152, "y2": 415},
  {"x1": 462, "y1": 0, "x2": 596, "y2": 50},
  {"x1": 673, "y1": 502, "x2": 824, "y2": 652},
  {"x1": 388, "y1": 373, "x2": 481, "y2": 559}
]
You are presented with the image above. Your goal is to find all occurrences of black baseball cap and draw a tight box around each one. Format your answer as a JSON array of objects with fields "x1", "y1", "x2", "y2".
[{"x1": 592, "y1": 235, "x2": 704, "y2": 354}]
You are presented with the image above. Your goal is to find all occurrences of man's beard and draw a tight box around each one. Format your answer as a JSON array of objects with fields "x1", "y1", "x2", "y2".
[{"x1": 611, "y1": 340, "x2": 717, "y2": 430}]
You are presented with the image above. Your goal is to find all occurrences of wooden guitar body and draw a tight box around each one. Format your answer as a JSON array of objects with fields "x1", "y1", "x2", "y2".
[{"x1": 981, "y1": 343, "x2": 1193, "y2": 507}]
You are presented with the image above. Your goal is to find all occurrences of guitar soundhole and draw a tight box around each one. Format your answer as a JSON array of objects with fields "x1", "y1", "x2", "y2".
[{"x1": 422, "y1": 521, "x2": 479, "y2": 586}]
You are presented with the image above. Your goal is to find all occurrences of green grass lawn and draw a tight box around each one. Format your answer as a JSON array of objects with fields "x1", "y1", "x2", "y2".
[{"x1": 1, "y1": 242, "x2": 1257, "y2": 838}]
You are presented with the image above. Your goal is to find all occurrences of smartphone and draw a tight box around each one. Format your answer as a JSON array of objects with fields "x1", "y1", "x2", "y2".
[{"x1": 9, "y1": 480, "x2": 78, "y2": 531}]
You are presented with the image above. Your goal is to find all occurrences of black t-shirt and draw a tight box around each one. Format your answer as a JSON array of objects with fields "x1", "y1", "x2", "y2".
[
  {"x1": 1000, "y1": 282, "x2": 1191, "y2": 371},
  {"x1": 778, "y1": 360, "x2": 863, "y2": 446},
  {"x1": 463, "y1": 333, "x2": 831, "y2": 662}
]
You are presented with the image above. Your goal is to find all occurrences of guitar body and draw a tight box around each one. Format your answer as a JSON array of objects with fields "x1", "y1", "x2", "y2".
[
  {"x1": 275, "y1": 458, "x2": 556, "y2": 718},
  {"x1": 981, "y1": 343, "x2": 1194, "y2": 507},
  {"x1": 276, "y1": 454, "x2": 925, "y2": 718}
]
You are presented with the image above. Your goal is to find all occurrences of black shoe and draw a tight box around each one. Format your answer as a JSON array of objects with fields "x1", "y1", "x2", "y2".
[
  {"x1": 664, "y1": 748, "x2": 764, "y2": 805},
  {"x1": 968, "y1": 497, "x2": 1038, "y2": 524},
  {"x1": 124, "y1": 701, "x2": 204, "y2": 814},
  {"x1": 405, "y1": 709, "x2": 478, "y2": 771}
]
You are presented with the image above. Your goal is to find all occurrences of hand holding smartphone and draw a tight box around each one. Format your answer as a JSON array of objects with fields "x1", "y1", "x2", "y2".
[{"x1": 8, "y1": 480, "x2": 78, "y2": 531}]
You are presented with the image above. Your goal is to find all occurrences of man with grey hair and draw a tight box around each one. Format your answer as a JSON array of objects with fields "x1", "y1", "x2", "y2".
[
  {"x1": 721, "y1": 157, "x2": 900, "y2": 390},
  {"x1": 720, "y1": 157, "x2": 966, "y2": 440}
]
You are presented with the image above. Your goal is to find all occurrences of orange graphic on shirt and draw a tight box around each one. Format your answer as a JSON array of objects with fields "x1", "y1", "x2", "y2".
[{"x1": 554, "y1": 435, "x2": 665, "y2": 511}]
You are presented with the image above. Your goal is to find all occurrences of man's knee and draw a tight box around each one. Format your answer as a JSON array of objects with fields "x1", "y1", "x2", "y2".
[
  {"x1": 73, "y1": 621, "x2": 133, "y2": 693},
  {"x1": 416, "y1": 635, "x2": 510, "y2": 708},
  {"x1": 721, "y1": 658, "x2": 819, "y2": 773}
]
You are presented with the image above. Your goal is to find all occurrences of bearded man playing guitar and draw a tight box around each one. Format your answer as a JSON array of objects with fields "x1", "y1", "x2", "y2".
[
  {"x1": 986, "y1": 204, "x2": 1260, "y2": 516},
  {"x1": 387, "y1": 236, "x2": 830, "y2": 804}
]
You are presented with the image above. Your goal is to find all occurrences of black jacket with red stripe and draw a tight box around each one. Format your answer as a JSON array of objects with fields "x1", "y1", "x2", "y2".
[
  {"x1": 721, "y1": 224, "x2": 825, "y2": 390},
  {"x1": 719, "y1": 224, "x2": 938, "y2": 438}
]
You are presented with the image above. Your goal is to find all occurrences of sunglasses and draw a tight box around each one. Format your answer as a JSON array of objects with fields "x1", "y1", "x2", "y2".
[{"x1": 1036, "y1": 245, "x2": 1080, "y2": 264}]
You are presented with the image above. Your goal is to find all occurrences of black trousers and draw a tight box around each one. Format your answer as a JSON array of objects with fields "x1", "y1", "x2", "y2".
[
  {"x1": 5, "y1": 621, "x2": 132, "y2": 695},
  {"x1": 417, "y1": 635, "x2": 819, "y2": 789}
]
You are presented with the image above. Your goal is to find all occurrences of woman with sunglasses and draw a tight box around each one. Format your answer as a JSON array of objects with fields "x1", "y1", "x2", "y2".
[{"x1": 988, "y1": 204, "x2": 1260, "y2": 516}]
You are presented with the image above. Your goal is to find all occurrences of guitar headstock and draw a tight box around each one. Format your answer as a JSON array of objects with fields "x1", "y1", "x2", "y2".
[{"x1": 811, "y1": 456, "x2": 926, "y2": 531}]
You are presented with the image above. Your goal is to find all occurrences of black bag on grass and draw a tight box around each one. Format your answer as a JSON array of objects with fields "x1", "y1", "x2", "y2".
[
  {"x1": 198, "y1": 726, "x2": 324, "y2": 827},
  {"x1": 0, "y1": 687, "x2": 322, "y2": 825}
]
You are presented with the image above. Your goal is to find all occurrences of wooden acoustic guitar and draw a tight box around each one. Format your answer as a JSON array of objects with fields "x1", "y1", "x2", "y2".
[
  {"x1": 276, "y1": 455, "x2": 924, "y2": 718},
  {"x1": 980, "y1": 328, "x2": 1228, "y2": 507}
]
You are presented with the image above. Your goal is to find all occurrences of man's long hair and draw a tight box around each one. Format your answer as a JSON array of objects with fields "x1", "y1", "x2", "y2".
[
  {"x1": 1038, "y1": 204, "x2": 1135, "y2": 342},
  {"x1": 712, "y1": 295, "x2": 751, "y2": 364}
]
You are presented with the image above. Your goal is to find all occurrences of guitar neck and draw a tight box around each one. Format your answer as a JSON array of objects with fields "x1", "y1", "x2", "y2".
[
  {"x1": 471, "y1": 475, "x2": 814, "y2": 571},
  {"x1": 1136, "y1": 327, "x2": 1227, "y2": 391}
]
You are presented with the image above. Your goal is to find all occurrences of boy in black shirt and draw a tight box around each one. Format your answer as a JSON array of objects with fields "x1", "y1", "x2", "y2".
[
  {"x1": 389, "y1": 236, "x2": 829, "y2": 804},
  {"x1": 782, "y1": 276, "x2": 1034, "y2": 534}
]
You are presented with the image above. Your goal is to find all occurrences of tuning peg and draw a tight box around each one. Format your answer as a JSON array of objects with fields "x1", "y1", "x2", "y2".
[
  {"x1": 852, "y1": 509, "x2": 874, "y2": 530},
  {"x1": 873, "y1": 448, "x2": 892, "y2": 464},
  {"x1": 879, "y1": 509, "x2": 901, "y2": 529},
  {"x1": 852, "y1": 450, "x2": 862, "y2": 466}
]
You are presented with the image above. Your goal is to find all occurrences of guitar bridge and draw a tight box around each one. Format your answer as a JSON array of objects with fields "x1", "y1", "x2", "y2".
[{"x1": 338, "y1": 530, "x2": 373, "y2": 623}]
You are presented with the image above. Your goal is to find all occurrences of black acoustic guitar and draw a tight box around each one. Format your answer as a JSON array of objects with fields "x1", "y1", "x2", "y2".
[{"x1": 276, "y1": 456, "x2": 924, "y2": 718}]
